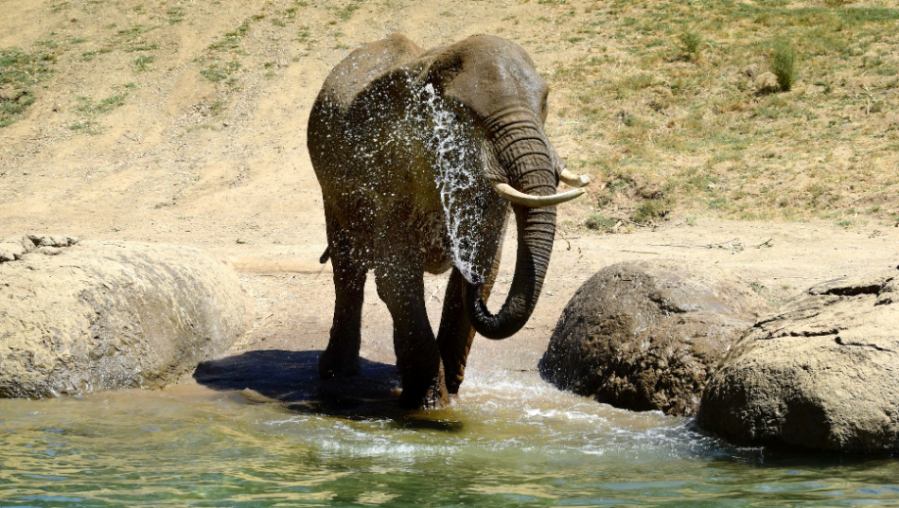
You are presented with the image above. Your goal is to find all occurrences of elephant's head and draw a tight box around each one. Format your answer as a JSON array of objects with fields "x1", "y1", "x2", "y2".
[{"x1": 421, "y1": 35, "x2": 590, "y2": 339}]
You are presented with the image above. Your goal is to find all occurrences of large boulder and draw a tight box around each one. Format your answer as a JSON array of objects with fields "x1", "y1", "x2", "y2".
[
  {"x1": 540, "y1": 261, "x2": 772, "y2": 416},
  {"x1": 699, "y1": 266, "x2": 899, "y2": 453},
  {"x1": 0, "y1": 235, "x2": 253, "y2": 398}
]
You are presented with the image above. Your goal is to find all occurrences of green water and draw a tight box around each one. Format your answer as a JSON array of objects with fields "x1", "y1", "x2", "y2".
[{"x1": 1, "y1": 371, "x2": 898, "y2": 507}]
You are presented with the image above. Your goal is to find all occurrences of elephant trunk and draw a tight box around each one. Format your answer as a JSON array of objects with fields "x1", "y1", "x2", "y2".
[{"x1": 464, "y1": 108, "x2": 558, "y2": 340}]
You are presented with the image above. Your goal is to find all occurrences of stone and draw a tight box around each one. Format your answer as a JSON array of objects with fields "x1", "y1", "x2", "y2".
[
  {"x1": 754, "y1": 71, "x2": 780, "y2": 95},
  {"x1": 27, "y1": 234, "x2": 78, "y2": 248},
  {"x1": 540, "y1": 261, "x2": 772, "y2": 416},
  {"x1": 0, "y1": 242, "x2": 26, "y2": 263},
  {"x1": 742, "y1": 64, "x2": 760, "y2": 78},
  {"x1": 698, "y1": 266, "x2": 899, "y2": 453},
  {"x1": 1, "y1": 235, "x2": 78, "y2": 261},
  {"x1": 0, "y1": 239, "x2": 253, "y2": 398}
]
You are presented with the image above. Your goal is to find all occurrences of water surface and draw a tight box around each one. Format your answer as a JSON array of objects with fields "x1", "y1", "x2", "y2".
[{"x1": 1, "y1": 368, "x2": 897, "y2": 507}]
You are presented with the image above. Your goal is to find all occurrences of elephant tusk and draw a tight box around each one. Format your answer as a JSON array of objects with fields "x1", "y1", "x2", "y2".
[
  {"x1": 490, "y1": 181, "x2": 585, "y2": 208},
  {"x1": 560, "y1": 169, "x2": 591, "y2": 188}
]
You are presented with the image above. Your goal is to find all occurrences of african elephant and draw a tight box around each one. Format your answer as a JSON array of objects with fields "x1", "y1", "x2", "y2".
[{"x1": 308, "y1": 34, "x2": 589, "y2": 409}]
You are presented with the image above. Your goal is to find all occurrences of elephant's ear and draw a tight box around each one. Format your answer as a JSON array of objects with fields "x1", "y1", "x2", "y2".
[
  {"x1": 421, "y1": 49, "x2": 464, "y2": 95},
  {"x1": 420, "y1": 48, "x2": 499, "y2": 120}
]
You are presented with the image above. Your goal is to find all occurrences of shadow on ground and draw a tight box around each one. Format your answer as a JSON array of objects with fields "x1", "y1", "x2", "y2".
[{"x1": 193, "y1": 350, "x2": 463, "y2": 430}]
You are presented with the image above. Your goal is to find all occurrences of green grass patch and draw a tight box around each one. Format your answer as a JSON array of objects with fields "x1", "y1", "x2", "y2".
[
  {"x1": 125, "y1": 44, "x2": 159, "y2": 53},
  {"x1": 209, "y1": 21, "x2": 250, "y2": 52},
  {"x1": 0, "y1": 49, "x2": 55, "y2": 128},
  {"x1": 200, "y1": 60, "x2": 241, "y2": 83},
  {"x1": 336, "y1": 3, "x2": 362, "y2": 20},
  {"x1": 115, "y1": 25, "x2": 154, "y2": 43},
  {"x1": 68, "y1": 92, "x2": 128, "y2": 135},
  {"x1": 133, "y1": 55, "x2": 154, "y2": 72},
  {"x1": 75, "y1": 94, "x2": 127, "y2": 115},
  {"x1": 68, "y1": 120, "x2": 101, "y2": 134},
  {"x1": 167, "y1": 7, "x2": 184, "y2": 24}
]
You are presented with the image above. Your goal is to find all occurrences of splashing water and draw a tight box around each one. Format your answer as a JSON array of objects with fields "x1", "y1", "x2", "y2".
[
  {"x1": 418, "y1": 82, "x2": 485, "y2": 284},
  {"x1": 2, "y1": 373, "x2": 899, "y2": 507}
]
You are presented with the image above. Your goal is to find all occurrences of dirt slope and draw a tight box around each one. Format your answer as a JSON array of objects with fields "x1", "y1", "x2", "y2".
[{"x1": 1, "y1": 0, "x2": 897, "y2": 386}]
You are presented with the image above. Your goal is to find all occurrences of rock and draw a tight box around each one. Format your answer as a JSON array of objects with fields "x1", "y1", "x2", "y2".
[
  {"x1": 887, "y1": 113, "x2": 899, "y2": 131},
  {"x1": 0, "y1": 242, "x2": 26, "y2": 262},
  {"x1": 0, "y1": 89, "x2": 26, "y2": 103},
  {"x1": 698, "y1": 266, "x2": 899, "y2": 453},
  {"x1": 28, "y1": 234, "x2": 78, "y2": 248},
  {"x1": 1, "y1": 235, "x2": 77, "y2": 262},
  {"x1": 742, "y1": 64, "x2": 760, "y2": 79},
  {"x1": 754, "y1": 71, "x2": 780, "y2": 95},
  {"x1": 540, "y1": 261, "x2": 772, "y2": 416},
  {"x1": 0, "y1": 239, "x2": 253, "y2": 398}
]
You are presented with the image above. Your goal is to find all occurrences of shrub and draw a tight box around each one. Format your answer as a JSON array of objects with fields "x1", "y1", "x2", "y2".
[
  {"x1": 633, "y1": 199, "x2": 670, "y2": 223},
  {"x1": 585, "y1": 213, "x2": 617, "y2": 231},
  {"x1": 770, "y1": 41, "x2": 797, "y2": 91},
  {"x1": 678, "y1": 31, "x2": 702, "y2": 59}
]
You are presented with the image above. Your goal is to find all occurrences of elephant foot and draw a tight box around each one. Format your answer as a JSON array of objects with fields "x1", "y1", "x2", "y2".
[
  {"x1": 398, "y1": 362, "x2": 449, "y2": 409},
  {"x1": 397, "y1": 357, "x2": 450, "y2": 409},
  {"x1": 318, "y1": 347, "x2": 361, "y2": 380},
  {"x1": 444, "y1": 370, "x2": 464, "y2": 395},
  {"x1": 398, "y1": 380, "x2": 450, "y2": 410}
]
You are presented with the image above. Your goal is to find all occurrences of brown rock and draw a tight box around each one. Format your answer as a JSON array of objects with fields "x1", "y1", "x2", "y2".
[
  {"x1": 0, "y1": 240, "x2": 253, "y2": 398},
  {"x1": 539, "y1": 261, "x2": 772, "y2": 416},
  {"x1": 699, "y1": 266, "x2": 899, "y2": 452}
]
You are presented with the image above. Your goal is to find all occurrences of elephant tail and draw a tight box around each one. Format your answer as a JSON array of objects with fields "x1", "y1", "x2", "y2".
[{"x1": 319, "y1": 246, "x2": 330, "y2": 264}]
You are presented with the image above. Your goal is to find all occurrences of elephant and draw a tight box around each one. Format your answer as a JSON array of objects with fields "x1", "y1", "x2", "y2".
[{"x1": 307, "y1": 34, "x2": 590, "y2": 409}]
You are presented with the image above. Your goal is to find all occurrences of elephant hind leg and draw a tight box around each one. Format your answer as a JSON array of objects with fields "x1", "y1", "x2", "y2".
[
  {"x1": 319, "y1": 211, "x2": 366, "y2": 380},
  {"x1": 374, "y1": 260, "x2": 448, "y2": 409}
]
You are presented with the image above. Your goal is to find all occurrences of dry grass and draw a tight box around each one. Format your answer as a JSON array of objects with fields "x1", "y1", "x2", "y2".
[
  {"x1": 548, "y1": 1, "x2": 899, "y2": 227},
  {"x1": 1, "y1": 0, "x2": 897, "y2": 232}
]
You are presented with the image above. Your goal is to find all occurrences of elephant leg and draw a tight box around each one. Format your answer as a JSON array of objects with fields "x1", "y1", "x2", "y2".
[
  {"x1": 375, "y1": 260, "x2": 448, "y2": 409},
  {"x1": 319, "y1": 210, "x2": 366, "y2": 379},
  {"x1": 437, "y1": 232, "x2": 505, "y2": 394}
]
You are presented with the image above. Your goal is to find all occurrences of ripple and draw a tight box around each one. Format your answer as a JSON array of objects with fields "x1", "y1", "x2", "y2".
[{"x1": 0, "y1": 386, "x2": 897, "y2": 507}]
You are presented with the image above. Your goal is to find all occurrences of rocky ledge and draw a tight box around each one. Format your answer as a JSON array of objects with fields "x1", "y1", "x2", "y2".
[
  {"x1": 699, "y1": 266, "x2": 899, "y2": 453},
  {"x1": 0, "y1": 235, "x2": 253, "y2": 398}
]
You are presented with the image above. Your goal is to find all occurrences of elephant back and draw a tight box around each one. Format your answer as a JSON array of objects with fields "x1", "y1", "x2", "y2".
[{"x1": 313, "y1": 33, "x2": 425, "y2": 114}]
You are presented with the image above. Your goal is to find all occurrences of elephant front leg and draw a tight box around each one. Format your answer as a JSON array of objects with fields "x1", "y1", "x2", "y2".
[
  {"x1": 435, "y1": 269, "x2": 476, "y2": 394},
  {"x1": 436, "y1": 255, "x2": 502, "y2": 394},
  {"x1": 437, "y1": 230, "x2": 504, "y2": 394},
  {"x1": 375, "y1": 262, "x2": 448, "y2": 409}
]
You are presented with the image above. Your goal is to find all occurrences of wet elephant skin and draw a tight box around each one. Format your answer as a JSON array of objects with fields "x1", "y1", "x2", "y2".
[{"x1": 307, "y1": 34, "x2": 570, "y2": 409}]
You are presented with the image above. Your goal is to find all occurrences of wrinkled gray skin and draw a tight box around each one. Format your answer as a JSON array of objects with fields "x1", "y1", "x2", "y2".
[{"x1": 308, "y1": 34, "x2": 566, "y2": 409}]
